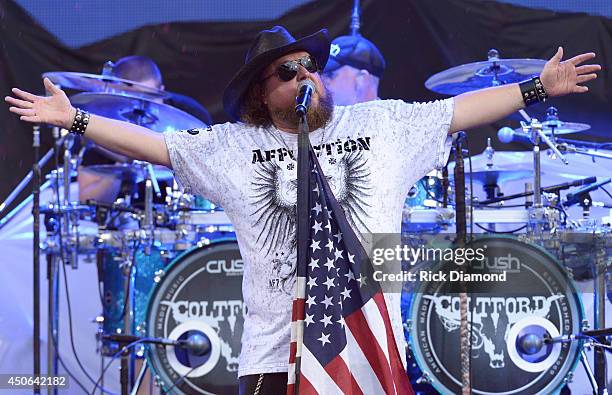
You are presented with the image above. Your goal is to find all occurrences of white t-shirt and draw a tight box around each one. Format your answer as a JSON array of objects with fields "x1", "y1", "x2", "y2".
[{"x1": 164, "y1": 98, "x2": 454, "y2": 377}]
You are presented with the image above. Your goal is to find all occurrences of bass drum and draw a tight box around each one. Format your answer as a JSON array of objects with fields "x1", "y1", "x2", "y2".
[
  {"x1": 405, "y1": 236, "x2": 583, "y2": 395},
  {"x1": 145, "y1": 240, "x2": 244, "y2": 395}
]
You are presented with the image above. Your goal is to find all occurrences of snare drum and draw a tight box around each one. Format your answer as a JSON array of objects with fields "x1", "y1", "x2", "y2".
[
  {"x1": 404, "y1": 236, "x2": 584, "y2": 394},
  {"x1": 145, "y1": 240, "x2": 243, "y2": 394}
]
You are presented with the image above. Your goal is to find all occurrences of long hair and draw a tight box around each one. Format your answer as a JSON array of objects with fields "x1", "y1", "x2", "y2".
[{"x1": 239, "y1": 81, "x2": 272, "y2": 127}]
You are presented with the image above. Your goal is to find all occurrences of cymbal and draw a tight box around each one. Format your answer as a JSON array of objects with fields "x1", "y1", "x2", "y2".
[
  {"x1": 425, "y1": 56, "x2": 546, "y2": 95},
  {"x1": 44, "y1": 71, "x2": 169, "y2": 100},
  {"x1": 517, "y1": 119, "x2": 591, "y2": 135},
  {"x1": 83, "y1": 163, "x2": 174, "y2": 183},
  {"x1": 467, "y1": 168, "x2": 533, "y2": 185},
  {"x1": 70, "y1": 92, "x2": 205, "y2": 132},
  {"x1": 452, "y1": 168, "x2": 533, "y2": 185},
  {"x1": 449, "y1": 149, "x2": 612, "y2": 180}
]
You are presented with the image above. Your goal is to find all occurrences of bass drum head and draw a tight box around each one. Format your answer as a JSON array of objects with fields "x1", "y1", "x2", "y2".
[
  {"x1": 145, "y1": 240, "x2": 244, "y2": 394},
  {"x1": 407, "y1": 236, "x2": 583, "y2": 395}
]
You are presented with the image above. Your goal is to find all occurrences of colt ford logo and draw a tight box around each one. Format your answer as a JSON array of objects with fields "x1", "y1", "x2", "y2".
[
  {"x1": 408, "y1": 237, "x2": 581, "y2": 394},
  {"x1": 162, "y1": 299, "x2": 245, "y2": 372},
  {"x1": 424, "y1": 295, "x2": 564, "y2": 368}
]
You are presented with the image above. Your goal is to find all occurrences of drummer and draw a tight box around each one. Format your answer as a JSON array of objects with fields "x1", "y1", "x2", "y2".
[
  {"x1": 78, "y1": 56, "x2": 212, "y2": 204},
  {"x1": 321, "y1": 34, "x2": 385, "y2": 105}
]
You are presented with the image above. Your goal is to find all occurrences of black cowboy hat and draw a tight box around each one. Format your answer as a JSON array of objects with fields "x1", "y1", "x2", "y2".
[{"x1": 222, "y1": 26, "x2": 330, "y2": 121}]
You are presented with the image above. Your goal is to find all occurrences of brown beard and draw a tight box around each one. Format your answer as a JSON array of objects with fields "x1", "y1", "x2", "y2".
[{"x1": 270, "y1": 86, "x2": 334, "y2": 131}]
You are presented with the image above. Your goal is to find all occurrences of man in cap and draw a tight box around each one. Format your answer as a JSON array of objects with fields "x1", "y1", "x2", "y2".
[
  {"x1": 6, "y1": 25, "x2": 600, "y2": 393},
  {"x1": 78, "y1": 55, "x2": 213, "y2": 203},
  {"x1": 322, "y1": 34, "x2": 385, "y2": 105}
]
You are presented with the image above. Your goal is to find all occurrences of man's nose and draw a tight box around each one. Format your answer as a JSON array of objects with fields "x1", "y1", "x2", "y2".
[{"x1": 296, "y1": 64, "x2": 313, "y2": 81}]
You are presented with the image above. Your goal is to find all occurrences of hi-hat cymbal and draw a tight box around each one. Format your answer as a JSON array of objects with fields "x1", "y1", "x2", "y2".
[
  {"x1": 83, "y1": 163, "x2": 174, "y2": 183},
  {"x1": 70, "y1": 92, "x2": 205, "y2": 132},
  {"x1": 44, "y1": 71, "x2": 169, "y2": 100},
  {"x1": 425, "y1": 50, "x2": 546, "y2": 95}
]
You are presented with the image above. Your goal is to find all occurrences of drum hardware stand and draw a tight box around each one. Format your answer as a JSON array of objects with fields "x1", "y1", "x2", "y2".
[
  {"x1": 478, "y1": 176, "x2": 598, "y2": 205},
  {"x1": 521, "y1": 118, "x2": 569, "y2": 235},
  {"x1": 452, "y1": 132, "x2": 471, "y2": 394},
  {"x1": 554, "y1": 141, "x2": 612, "y2": 161},
  {"x1": 564, "y1": 178, "x2": 612, "y2": 220},
  {"x1": 33, "y1": 125, "x2": 42, "y2": 394},
  {"x1": 593, "y1": 234, "x2": 608, "y2": 395},
  {"x1": 0, "y1": 147, "x2": 55, "y2": 226},
  {"x1": 482, "y1": 139, "x2": 503, "y2": 213},
  {"x1": 117, "y1": 236, "x2": 138, "y2": 395},
  {"x1": 91, "y1": 316, "x2": 106, "y2": 395},
  {"x1": 44, "y1": 126, "x2": 65, "y2": 395}
]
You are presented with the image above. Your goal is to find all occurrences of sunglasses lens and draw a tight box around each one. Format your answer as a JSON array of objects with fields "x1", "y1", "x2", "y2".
[
  {"x1": 302, "y1": 56, "x2": 318, "y2": 73},
  {"x1": 277, "y1": 63, "x2": 298, "y2": 81}
]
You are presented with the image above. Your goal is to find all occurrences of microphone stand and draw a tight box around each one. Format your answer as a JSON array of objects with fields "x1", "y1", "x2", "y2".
[
  {"x1": 453, "y1": 132, "x2": 471, "y2": 395},
  {"x1": 293, "y1": 111, "x2": 310, "y2": 394},
  {"x1": 33, "y1": 125, "x2": 42, "y2": 394},
  {"x1": 47, "y1": 127, "x2": 63, "y2": 395},
  {"x1": 0, "y1": 147, "x2": 54, "y2": 221}
]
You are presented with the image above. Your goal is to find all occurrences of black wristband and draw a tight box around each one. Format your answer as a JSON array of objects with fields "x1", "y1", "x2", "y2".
[
  {"x1": 70, "y1": 108, "x2": 90, "y2": 135},
  {"x1": 519, "y1": 76, "x2": 549, "y2": 107}
]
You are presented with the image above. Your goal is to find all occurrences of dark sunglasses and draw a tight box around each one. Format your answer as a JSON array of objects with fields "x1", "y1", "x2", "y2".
[{"x1": 261, "y1": 55, "x2": 319, "y2": 82}]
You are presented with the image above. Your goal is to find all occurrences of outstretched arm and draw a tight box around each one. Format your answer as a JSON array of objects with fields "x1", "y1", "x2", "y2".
[
  {"x1": 5, "y1": 78, "x2": 172, "y2": 168},
  {"x1": 449, "y1": 47, "x2": 601, "y2": 134}
]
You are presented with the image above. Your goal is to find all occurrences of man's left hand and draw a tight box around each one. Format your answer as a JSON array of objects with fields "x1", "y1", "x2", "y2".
[{"x1": 540, "y1": 47, "x2": 601, "y2": 97}]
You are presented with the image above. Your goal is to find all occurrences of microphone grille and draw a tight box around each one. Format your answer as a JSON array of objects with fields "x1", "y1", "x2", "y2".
[
  {"x1": 497, "y1": 127, "x2": 515, "y2": 144},
  {"x1": 297, "y1": 79, "x2": 316, "y2": 91}
]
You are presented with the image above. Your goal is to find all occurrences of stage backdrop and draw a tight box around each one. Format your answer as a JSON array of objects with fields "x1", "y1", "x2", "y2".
[{"x1": 1, "y1": 0, "x2": 611, "y2": 215}]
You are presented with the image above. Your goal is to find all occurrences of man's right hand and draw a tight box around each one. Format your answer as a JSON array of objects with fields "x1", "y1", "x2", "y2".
[
  {"x1": 5, "y1": 77, "x2": 76, "y2": 129},
  {"x1": 4, "y1": 77, "x2": 172, "y2": 168}
]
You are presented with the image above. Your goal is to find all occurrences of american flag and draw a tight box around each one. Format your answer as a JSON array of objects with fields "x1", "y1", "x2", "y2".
[{"x1": 287, "y1": 146, "x2": 412, "y2": 394}]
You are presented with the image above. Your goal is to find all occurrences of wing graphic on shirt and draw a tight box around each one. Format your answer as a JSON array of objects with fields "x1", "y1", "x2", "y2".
[
  {"x1": 250, "y1": 150, "x2": 372, "y2": 258},
  {"x1": 250, "y1": 160, "x2": 297, "y2": 256}
]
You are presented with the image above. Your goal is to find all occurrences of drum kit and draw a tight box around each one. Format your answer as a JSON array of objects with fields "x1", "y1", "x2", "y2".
[
  {"x1": 0, "y1": 68, "x2": 243, "y2": 394},
  {"x1": 0, "y1": 49, "x2": 610, "y2": 395},
  {"x1": 403, "y1": 49, "x2": 612, "y2": 394}
]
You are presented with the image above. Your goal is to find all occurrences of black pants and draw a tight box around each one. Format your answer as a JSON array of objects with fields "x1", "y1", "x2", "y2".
[{"x1": 239, "y1": 373, "x2": 287, "y2": 395}]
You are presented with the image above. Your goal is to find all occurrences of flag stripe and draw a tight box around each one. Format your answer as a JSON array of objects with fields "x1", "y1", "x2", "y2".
[
  {"x1": 301, "y1": 346, "x2": 343, "y2": 394},
  {"x1": 345, "y1": 300, "x2": 396, "y2": 394},
  {"x1": 297, "y1": 374, "x2": 318, "y2": 395},
  {"x1": 342, "y1": 326, "x2": 387, "y2": 394},
  {"x1": 324, "y1": 353, "x2": 364, "y2": 395},
  {"x1": 361, "y1": 297, "x2": 391, "y2": 361},
  {"x1": 373, "y1": 293, "x2": 414, "y2": 394}
]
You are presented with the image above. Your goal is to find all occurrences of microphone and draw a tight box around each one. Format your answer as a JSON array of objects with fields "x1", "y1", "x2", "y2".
[
  {"x1": 497, "y1": 126, "x2": 533, "y2": 145},
  {"x1": 101, "y1": 332, "x2": 212, "y2": 356},
  {"x1": 564, "y1": 178, "x2": 611, "y2": 207},
  {"x1": 295, "y1": 79, "x2": 316, "y2": 116},
  {"x1": 177, "y1": 332, "x2": 212, "y2": 356}
]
